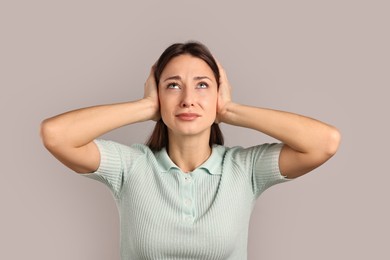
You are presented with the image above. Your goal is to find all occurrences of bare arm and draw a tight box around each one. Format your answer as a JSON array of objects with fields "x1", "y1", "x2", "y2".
[
  {"x1": 40, "y1": 67, "x2": 159, "y2": 173},
  {"x1": 216, "y1": 62, "x2": 341, "y2": 179}
]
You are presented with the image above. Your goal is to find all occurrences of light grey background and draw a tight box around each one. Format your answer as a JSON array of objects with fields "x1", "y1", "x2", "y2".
[{"x1": 1, "y1": 0, "x2": 389, "y2": 259}]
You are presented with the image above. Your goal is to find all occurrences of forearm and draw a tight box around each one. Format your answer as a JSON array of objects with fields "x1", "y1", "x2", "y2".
[
  {"x1": 220, "y1": 102, "x2": 340, "y2": 155},
  {"x1": 41, "y1": 99, "x2": 156, "y2": 148}
]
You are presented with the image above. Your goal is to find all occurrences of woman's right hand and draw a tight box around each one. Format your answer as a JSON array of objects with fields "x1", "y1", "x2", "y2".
[{"x1": 143, "y1": 65, "x2": 161, "y2": 121}]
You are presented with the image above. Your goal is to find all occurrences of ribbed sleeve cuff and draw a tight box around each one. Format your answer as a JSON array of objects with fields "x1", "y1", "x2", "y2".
[
  {"x1": 253, "y1": 143, "x2": 291, "y2": 197},
  {"x1": 92, "y1": 139, "x2": 123, "y2": 176},
  {"x1": 79, "y1": 139, "x2": 124, "y2": 196}
]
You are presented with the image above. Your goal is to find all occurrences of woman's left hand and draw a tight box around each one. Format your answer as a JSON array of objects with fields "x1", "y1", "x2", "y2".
[{"x1": 215, "y1": 60, "x2": 233, "y2": 123}]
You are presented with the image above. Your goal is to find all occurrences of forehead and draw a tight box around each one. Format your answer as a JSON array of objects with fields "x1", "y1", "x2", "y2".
[{"x1": 161, "y1": 54, "x2": 215, "y2": 79}]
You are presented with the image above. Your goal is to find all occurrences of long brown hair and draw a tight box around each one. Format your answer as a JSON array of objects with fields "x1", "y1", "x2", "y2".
[{"x1": 146, "y1": 41, "x2": 224, "y2": 151}]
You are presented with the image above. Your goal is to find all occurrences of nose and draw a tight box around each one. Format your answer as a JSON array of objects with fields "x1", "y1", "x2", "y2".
[{"x1": 180, "y1": 88, "x2": 195, "y2": 108}]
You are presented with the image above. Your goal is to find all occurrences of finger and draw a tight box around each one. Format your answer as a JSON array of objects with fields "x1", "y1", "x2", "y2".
[
  {"x1": 212, "y1": 57, "x2": 228, "y2": 83},
  {"x1": 217, "y1": 62, "x2": 227, "y2": 78},
  {"x1": 218, "y1": 64, "x2": 228, "y2": 83},
  {"x1": 149, "y1": 61, "x2": 158, "y2": 74},
  {"x1": 149, "y1": 65, "x2": 155, "y2": 75},
  {"x1": 213, "y1": 56, "x2": 224, "y2": 72}
]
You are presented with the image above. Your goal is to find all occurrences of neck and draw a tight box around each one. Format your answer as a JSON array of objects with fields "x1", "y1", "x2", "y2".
[{"x1": 167, "y1": 133, "x2": 212, "y2": 173}]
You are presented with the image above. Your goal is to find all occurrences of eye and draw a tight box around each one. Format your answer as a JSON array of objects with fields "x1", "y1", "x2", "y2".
[
  {"x1": 167, "y1": 83, "x2": 180, "y2": 89},
  {"x1": 196, "y1": 82, "x2": 209, "y2": 89}
]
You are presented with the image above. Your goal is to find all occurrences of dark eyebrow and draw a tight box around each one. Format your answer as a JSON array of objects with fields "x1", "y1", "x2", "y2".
[
  {"x1": 163, "y1": 75, "x2": 182, "y2": 82},
  {"x1": 193, "y1": 76, "x2": 212, "y2": 81},
  {"x1": 163, "y1": 75, "x2": 212, "y2": 82}
]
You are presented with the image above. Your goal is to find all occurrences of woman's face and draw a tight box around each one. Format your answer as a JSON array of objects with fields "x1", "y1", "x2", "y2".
[{"x1": 158, "y1": 54, "x2": 218, "y2": 139}]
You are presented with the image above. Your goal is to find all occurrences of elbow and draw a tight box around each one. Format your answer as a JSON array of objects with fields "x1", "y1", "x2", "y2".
[
  {"x1": 40, "y1": 118, "x2": 62, "y2": 150},
  {"x1": 324, "y1": 126, "x2": 341, "y2": 158}
]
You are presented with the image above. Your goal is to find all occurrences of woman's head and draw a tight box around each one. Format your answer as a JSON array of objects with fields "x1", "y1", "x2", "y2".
[{"x1": 146, "y1": 41, "x2": 224, "y2": 151}]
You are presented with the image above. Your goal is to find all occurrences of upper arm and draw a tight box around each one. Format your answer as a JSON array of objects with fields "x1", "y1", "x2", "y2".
[
  {"x1": 45, "y1": 140, "x2": 101, "y2": 174},
  {"x1": 279, "y1": 143, "x2": 336, "y2": 179},
  {"x1": 40, "y1": 118, "x2": 101, "y2": 173},
  {"x1": 40, "y1": 123, "x2": 101, "y2": 174}
]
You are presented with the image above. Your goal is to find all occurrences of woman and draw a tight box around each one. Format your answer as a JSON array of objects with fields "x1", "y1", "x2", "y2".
[{"x1": 40, "y1": 41, "x2": 340, "y2": 259}]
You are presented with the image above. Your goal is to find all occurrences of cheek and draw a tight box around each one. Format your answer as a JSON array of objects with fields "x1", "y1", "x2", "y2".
[{"x1": 202, "y1": 91, "x2": 218, "y2": 108}]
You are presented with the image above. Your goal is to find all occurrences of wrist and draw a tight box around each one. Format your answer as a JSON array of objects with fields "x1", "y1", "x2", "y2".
[
  {"x1": 217, "y1": 102, "x2": 236, "y2": 124},
  {"x1": 139, "y1": 98, "x2": 160, "y2": 121}
]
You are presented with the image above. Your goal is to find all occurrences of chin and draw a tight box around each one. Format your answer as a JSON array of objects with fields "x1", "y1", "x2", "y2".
[{"x1": 169, "y1": 126, "x2": 211, "y2": 138}]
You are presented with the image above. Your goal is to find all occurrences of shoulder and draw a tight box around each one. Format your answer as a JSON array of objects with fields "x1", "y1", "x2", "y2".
[
  {"x1": 93, "y1": 139, "x2": 155, "y2": 161},
  {"x1": 224, "y1": 143, "x2": 282, "y2": 160},
  {"x1": 94, "y1": 139, "x2": 149, "y2": 151}
]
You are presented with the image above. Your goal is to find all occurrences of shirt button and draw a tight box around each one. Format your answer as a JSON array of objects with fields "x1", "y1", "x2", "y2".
[
  {"x1": 184, "y1": 216, "x2": 192, "y2": 222},
  {"x1": 184, "y1": 176, "x2": 192, "y2": 183},
  {"x1": 184, "y1": 199, "x2": 192, "y2": 206}
]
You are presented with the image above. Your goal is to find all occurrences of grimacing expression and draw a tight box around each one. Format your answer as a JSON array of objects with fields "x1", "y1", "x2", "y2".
[{"x1": 158, "y1": 54, "x2": 218, "y2": 138}]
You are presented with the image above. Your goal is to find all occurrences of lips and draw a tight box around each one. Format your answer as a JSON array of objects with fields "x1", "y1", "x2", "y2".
[{"x1": 176, "y1": 113, "x2": 200, "y2": 121}]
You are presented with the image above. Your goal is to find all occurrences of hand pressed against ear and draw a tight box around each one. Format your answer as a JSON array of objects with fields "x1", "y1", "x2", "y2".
[
  {"x1": 143, "y1": 64, "x2": 161, "y2": 121},
  {"x1": 215, "y1": 59, "x2": 232, "y2": 123}
]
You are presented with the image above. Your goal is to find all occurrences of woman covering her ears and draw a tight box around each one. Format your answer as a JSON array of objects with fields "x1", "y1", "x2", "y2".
[{"x1": 40, "y1": 41, "x2": 341, "y2": 259}]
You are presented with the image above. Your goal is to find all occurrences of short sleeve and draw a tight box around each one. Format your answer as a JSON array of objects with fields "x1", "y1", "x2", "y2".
[
  {"x1": 80, "y1": 139, "x2": 132, "y2": 198},
  {"x1": 251, "y1": 143, "x2": 292, "y2": 199}
]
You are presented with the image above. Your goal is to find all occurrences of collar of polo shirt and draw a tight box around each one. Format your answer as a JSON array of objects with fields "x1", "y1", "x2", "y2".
[{"x1": 155, "y1": 145, "x2": 225, "y2": 175}]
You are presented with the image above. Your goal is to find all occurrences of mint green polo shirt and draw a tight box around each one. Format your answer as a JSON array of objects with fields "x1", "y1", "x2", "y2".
[{"x1": 81, "y1": 139, "x2": 291, "y2": 260}]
